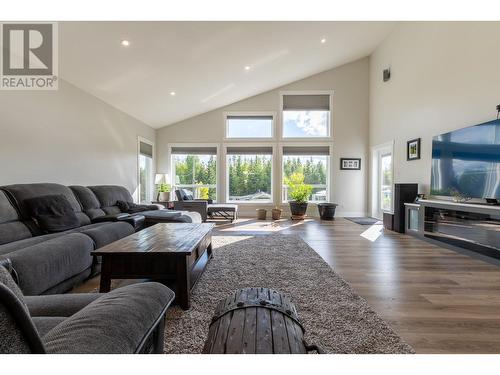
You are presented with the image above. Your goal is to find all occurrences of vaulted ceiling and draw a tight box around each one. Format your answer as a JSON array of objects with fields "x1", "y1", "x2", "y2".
[{"x1": 59, "y1": 22, "x2": 395, "y2": 128}]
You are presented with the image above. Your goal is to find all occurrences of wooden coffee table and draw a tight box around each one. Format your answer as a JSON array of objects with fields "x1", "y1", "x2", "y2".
[{"x1": 92, "y1": 223, "x2": 214, "y2": 309}]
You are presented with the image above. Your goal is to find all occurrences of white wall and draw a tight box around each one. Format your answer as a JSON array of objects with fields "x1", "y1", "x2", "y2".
[
  {"x1": 157, "y1": 58, "x2": 370, "y2": 217},
  {"x1": 370, "y1": 22, "x2": 500, "y2": 194},
  {"x1": 0, "y1": 79, "x2": 155, "y2": 196}
]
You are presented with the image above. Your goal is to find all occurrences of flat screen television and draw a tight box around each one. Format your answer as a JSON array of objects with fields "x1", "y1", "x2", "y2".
[{"x1": 430, "y1": 119, "x2": 500, "y2": 199}]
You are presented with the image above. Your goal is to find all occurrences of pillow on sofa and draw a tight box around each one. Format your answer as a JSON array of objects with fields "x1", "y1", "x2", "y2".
[
  {"x1": 24, "y1": 194, "x2": 80, "y2": 233},
  {"x1": 116, "y1": 200, "x2": 159, "y2": 214},
  {"x1": 177, "y1": 189, "x2": 194, "y2": 201}
]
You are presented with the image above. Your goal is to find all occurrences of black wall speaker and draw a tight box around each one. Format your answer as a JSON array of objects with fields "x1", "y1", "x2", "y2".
[{"x1": 383, "y1": 68, "x2": 391, "y2": 82}]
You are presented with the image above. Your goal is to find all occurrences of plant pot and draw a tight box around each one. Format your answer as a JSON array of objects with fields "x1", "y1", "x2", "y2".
[
  {"x1": 158, "y1": 191, "x2": 170, "y2": 202},
  {"x1": 256, "y1": 209, "x2": 267, "y2": 220},
  {"x1": 317, "y1": 203, "x2": 338, "y2": 220},
  {"x1": 289, "y1": 201, "x2": 308, "y2": 219},
  {"x1": 271, "y1": 208, "x2": 282, "y2": 220}
]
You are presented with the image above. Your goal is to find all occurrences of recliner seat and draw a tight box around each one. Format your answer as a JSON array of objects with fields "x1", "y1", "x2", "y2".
[{"x1": 0, "y1": 262, "x2": 175, "y2": 354}]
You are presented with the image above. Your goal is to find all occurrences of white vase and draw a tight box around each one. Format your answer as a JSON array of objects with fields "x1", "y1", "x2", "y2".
[{"x1": 158, "y1": 192, "x2": 170, "y2": 202}]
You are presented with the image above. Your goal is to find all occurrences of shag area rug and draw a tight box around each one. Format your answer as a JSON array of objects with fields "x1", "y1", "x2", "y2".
[{"x1": 164, "y1": 234, "x2": 414, "y2": 354}]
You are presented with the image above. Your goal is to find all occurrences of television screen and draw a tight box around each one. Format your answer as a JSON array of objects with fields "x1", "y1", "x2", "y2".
[{"x1": 430, "y1": 119, "x2": 500, "y2": 199}]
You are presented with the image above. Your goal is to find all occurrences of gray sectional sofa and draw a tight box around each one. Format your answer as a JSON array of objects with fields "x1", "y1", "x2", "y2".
[{"x1": 0, "y1": 183, "x2": 202, "y2": 296}]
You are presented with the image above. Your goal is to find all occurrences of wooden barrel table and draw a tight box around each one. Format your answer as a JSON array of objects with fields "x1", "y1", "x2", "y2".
[{"x1": 203, "y1": 287, "x2": 320, "y2": 354}]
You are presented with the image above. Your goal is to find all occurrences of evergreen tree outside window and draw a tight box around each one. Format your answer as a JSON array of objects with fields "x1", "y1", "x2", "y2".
[
  {"x1": 282, "y1": 146, "x2": 330, "y2": 202},
  {"x1": 226, "y1": 146, "x2": 273, "y2": 203},
  {"x1": 171, "y1": 146, "x2": 217, "y2": 201}
]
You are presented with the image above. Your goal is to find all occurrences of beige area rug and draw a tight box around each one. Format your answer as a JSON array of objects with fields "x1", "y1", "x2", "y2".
[{"x1": 164, "y1": 234, "x2": 414, "y2": 354}]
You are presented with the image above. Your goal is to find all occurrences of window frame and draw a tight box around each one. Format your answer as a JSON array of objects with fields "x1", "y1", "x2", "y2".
[
  {"x1": 223, "y1": 142, "x2": 276, "y2": 205},
  {"x1": 279, "y1": 90, "x2": 334, "y2": 140},
  {"x1": 279, "y1": 142, "x2": 332, "y2": 204},
  {"x1": 168, "y1": 143, "x2": 220, "y2": 202},
  {"x1": 223, "y1": 111, "x2": 277, "y2": 141},
  {"x1": 137, "y1": 136, "x2": 154, "y2": 204}
]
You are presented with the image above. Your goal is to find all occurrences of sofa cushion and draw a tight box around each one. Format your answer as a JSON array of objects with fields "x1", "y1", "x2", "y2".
[
  {"x1": 6, "y1": 233, "x2": 94, "y2": 296},
  {"x1": 69, "y1": 186, "x2": 106, "y2": 220},
  {"x1": 76, "y1": 222, "x2": 134, "y2": 248},
  {"x1": 0, "y1": 190, "x2": 32, "y2": 245},
  {"x1": 2, "y1": 184, "x2": 91, "y2": 231},
  {"x1": 26, "y1": 293, "x2": 101, "y2": 317},
  {"x1": 24, "y1": 195, "x2": 80, "y2": 233},
  {"x1": 88, "y1": 185, "x2": 136, "y2": 216},
  {"x1": 88, "y1": 185, "x2": 134, "y2": 207},
  {"x1": 0, "y1": 232, "x2": 66, "y2": 256}
]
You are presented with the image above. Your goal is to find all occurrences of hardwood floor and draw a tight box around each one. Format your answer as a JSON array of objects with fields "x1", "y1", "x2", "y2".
[
  {"x1": 76, "y1": 217, "x2": 500, "y2": 353},
  {"x1": 212, "y1": 217, "x2": 500, "y2": 354}
]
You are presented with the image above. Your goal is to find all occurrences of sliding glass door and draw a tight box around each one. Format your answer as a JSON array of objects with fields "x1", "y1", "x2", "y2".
[{"x1": 372, "y1": 142, "x2": 394, "y2": 219}]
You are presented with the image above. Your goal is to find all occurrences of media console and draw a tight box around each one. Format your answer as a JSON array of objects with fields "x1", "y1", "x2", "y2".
[{"x1": 415, "y1": 199, "x2": 500, "y2": 260}]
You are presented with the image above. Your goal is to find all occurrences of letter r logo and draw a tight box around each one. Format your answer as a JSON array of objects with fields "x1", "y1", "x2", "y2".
[{"x1": 2, "y1": 23, "x2": 53, "y2": 75}]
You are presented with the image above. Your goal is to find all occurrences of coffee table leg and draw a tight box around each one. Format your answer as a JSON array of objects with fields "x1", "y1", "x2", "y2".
[
  {"x1": 99, "y1": 258, "x2": 112, "y2": 293},
  {"x1": 207, "y1": 242, "x2": 213, "y2": 259},
  {"x1": 176, "y1": 257, "x2": 191, "y2": 310}
]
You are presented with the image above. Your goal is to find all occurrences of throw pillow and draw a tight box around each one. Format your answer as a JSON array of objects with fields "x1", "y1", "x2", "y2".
[
  {"x1": 24, "y1": 194, "x2": 80, "y2": 233},
  {"x1": 181, "y1": 189, "x2": 194, "y2": 201}
]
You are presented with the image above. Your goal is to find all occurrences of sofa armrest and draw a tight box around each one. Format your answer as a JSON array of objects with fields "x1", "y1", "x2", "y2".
[
  {"x1": 91, "y1": 213, "x2": 131, "y2": 223},
  {"x1": 43, "y1": 282, "x2": 175, "y2": 354},
  {"x1": 173, "y1": 200, "x2": 208, "y2": 221},
  {"x1": 91, "y1": 213, "x2": 145, "y2": 231},
  {"x1": 25, "y1": 293, "x2": 102, "y2": 317}
]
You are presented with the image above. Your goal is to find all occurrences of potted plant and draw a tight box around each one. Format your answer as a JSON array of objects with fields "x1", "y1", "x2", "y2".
[
  {"x1": 157, "y1": 183, "x2": 171, "y2": 202},
  {"x1": 285, "y1": 172, "x2": 313, "y2": 219},
  {"x1": 271, "y1": 206, "x2": 282, "y2": 220}
]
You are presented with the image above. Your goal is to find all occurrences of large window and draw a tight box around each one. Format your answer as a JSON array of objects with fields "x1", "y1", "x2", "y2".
[
  {"x1": 225, "y1": 114, "x2": 274, "y2": 139},
  {"x1": 138, "y1": 139, "x2": 154, "y2": 204},
  {"x1": 282, "y1": 146, "x2": 330, "y2": 202},
  {"x1": 226, "y1": 146, "x2": 273, "y2": 203},
  {"x1": 282, "y1": 93, "x2": 331, "y2": 138},
  {"x1": 171, "y1": 146, "x2": 217, "y2": 201}
]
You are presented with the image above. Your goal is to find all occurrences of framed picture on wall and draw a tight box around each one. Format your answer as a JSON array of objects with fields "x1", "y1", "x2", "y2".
[
  {"x1": 407, "y1": 138, "x2": 421, "y2": 161},
  {"x1": 340, "y1": 158, "x2": 361, "y2": 170}
]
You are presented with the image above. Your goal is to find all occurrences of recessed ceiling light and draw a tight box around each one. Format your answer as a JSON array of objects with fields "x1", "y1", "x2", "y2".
[
  {"x1": 170, "y1": 91, "x2": 176, "y2": 96},
  {"x1": 320, "y1": 38, "x2": 327, "y2": 44},
  {"x1": 121, "y1": 40, "x2": 130, "y2": 47},
  {"x1": 244, "y1": 66, "x2": 251, "y2": 71}
]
